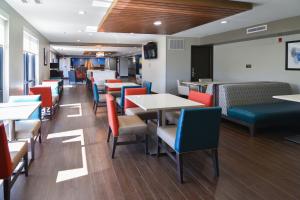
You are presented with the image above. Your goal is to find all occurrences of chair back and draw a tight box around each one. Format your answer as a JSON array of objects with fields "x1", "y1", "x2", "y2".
[
  {"x1": 120, "y1": 85, "x2": 142, "y2": 109},
  {"x1": 142, "y1": 81, "x2": 152, "y2": 94},
  {"x1": 93, "y1": 84, "x2": 100, "y2": 103},
  {"x1": 188, "y1": 91, "x2": 213, "y2": 107},
  {"x1": 175, "y1": 107, "x2": 222, "y2": 153},
  {"x1": 29, "y1": 86, "x2": 53, "y2": 107},
  {"x1": 68, "y1": 71, "x2": 76, "y2": 82},
  {"x1": 124, "y1": 88, "x2": 147, "y2": 110},
  {"x1": 9, "y1": 95, "x2": 41, "y2": 120},
  {"x1": 106, "y1": 79, "x2": 122, "y2": 92},
  {"x1": 106, "y1": 94, "x2": 119, "y2": 137},
  {"x1": 0, "y1": 123, "x2": 13, "y2": 179}
]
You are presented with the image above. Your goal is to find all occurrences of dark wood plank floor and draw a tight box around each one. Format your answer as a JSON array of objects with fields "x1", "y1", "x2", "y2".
[{"x1": 5, "y1": 84, "x2": 300, "y2": 200}]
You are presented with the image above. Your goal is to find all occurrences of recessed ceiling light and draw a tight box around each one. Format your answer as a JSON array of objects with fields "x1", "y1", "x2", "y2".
[
  {"x1": 92, "y1": 0, "x2": 112, "y2": 8},
  {"x1": 85, "y1": 26, "x2": 98, "y2": 32},
  {"x1": 88, "y1": 33, "x2": 93, "y2": 36},
  {"x1": 78, "y1": 10, "x2": 86, "y2": 15},
  {"x1": 153, "y1": 21, "x2": 162, "y2": 26},
  {"x1": 77, "y1": 40, "x2": 81, "y2": 42},
  {"x1": 78, "y1": 30, "x2": 83, "y2": 32},
  {"x1": 221, "y1": 20, "x2": 228, "y2": 24}
]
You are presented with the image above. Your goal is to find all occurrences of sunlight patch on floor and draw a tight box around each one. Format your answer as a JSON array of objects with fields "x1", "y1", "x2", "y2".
[
  {"x1": 47, "y1": 129, "x2": 88, "y2": 183},
  {"x1": 59, "y1": 103, "x2": 82, "y2": 118}
]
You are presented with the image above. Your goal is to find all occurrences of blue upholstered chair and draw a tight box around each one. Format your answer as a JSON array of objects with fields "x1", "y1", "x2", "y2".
[
  {"x1": 142, "y1": 81, "x2": 152, "y2": 94},
  {"x1": 116, "y1": 85, "x2": 142, "y2": 114},
  {"x1": 157, "y1": 107, "x2": 222, "y2": 183},
  {"x1": 68, "y1": 71, "x2": 76, "y2": 84},
  {"x1": 93, "y1": 84, "x2": 106, "y2": 114},
  {"x1": 9, "y1": 95, "x2": 42, "y2": 160}
]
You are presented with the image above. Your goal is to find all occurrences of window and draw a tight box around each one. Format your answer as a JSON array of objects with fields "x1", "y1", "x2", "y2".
[
  {"x1": 23, "y1": 31, "x2": 38, "y2": 94},
  {"x1": 0, "y1": 17, "x2": 5, "y2": 102}
]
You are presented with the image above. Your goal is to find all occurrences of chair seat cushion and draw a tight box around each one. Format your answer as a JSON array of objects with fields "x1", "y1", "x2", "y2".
[
  {"x1": 157, "y1": 126, "x2": 177, "y2": 150},
  {"x1": 228, "y1": 102, "x2": 300, "y2": 125},
  {"x1": 165, "y1": 111, "x2": 180, "y2": 125},
  {"x1": 8, "y1": 141, "x2": 28, "y2": 170},
  {"x1": 118, "y1": 115, "x2": 147, "y2": 135},
  {"x1": 125, "y1": 107, "x2": 157, "y2": 120},
  {"x1": 15, "y1": 120, "x2": 41, "y2": 138}
]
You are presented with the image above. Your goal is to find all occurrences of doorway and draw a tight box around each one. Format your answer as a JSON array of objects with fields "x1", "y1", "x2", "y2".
[
  {"x1": 23, "y1": 52, "x2": 36, "y2": 95},
  {"x1": 191, "y1": 45, "x2": 213, "y2": 81}
]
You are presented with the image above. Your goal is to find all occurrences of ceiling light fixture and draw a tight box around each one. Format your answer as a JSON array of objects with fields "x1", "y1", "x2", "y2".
[
  {"x1": 88, "y1": 33, "x2": 93, "y2": 36},
  {"x1": 78, "y1": 10, "x2": 86, "y2": 15},
  {"x1": 153, "y1": 21, "x2": 162, "y2": 26},
  {"x1": 92, "y1": 0, "x2": 112, "y2": 8},
  {"x1": 78, "y1": 30, "x2": 83, "y2": 32},
  {"x1": 85, "y1": 26, "x2": 98, "y2": 32},
  {"x1": 221, "y1": 20, "x2": 228, "y2": 24},
  {"x1": 77, "y1": 40, "x2": 81, "y2": 42}
]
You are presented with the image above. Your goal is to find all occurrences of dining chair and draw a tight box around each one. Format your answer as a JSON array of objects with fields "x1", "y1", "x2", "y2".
[
  {"x1": 106, "y1": 79, "x2": 122, "y2": 91},
  {"x1": 142, "y1": 80, "x2": 152, "y2": 94},
  {"x1": 166, "y1": 90, "x2": 213, "y2": 125},
  {"x1": 30, "y1": 86, "x2": 58, "y2": 119},
  {"x1": 157, "y1": 107, "x2": 222, "y2": 183},
  {"x1": 0, "y1": 123, "x2": 29, "y2": 200},
  {"x1": 9, "y1": 95, "x2": 42, "y2": 160},
  {"x1": 106, "y1": 94, "x2": 149, "y2": 158},
  {"x1": 177, "y1": 80, "x2": 189, "y2": 96},
  {"x1": 124, "y1": 88, "x2": 157, "y2": 121},
  {"x1": 116, "y1": 85, "x2": 142, "y2": 114},
  {"x1": 93, "y1": 83, "x2": 106, "y2": 114}
]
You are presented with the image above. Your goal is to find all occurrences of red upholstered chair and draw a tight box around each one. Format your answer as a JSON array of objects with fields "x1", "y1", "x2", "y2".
[
  {"x1": 166, "y1": 91, "x2": 214, "y2": 125},
  {"x1": 0, "y1": 123, "x2": 29, "y2": 200},
  {"x1": 106, "y1": 94, "x2": 148, "y2": 158},
  {"x1": 106, "y1": 79, "x2": 122, "y2": 92},
  {"x1": 30, "y1": 86, "x2": 58, "y2": 119}
]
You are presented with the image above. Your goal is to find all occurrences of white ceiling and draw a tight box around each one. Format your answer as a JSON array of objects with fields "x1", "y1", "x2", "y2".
[
  {"x1": 5, "y1": 0, "x2": 300, "y2": 44},
  {"x1": 51, "y1": 45, "x2": 142, "y2": 57}
]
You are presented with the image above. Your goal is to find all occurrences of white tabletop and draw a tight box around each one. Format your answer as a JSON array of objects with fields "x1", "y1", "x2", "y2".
[
  {"x1": 104, "y1": 82, "x2": 139, "y2": 89},
  {"x1": 0, "y1": 102, "x2": 41, "y2": 120},
  {"x1": 273, "y1": 94, "x2": 300, "y2": 103},
  {"x1": 126, "y1": 93, "x2": 204, "y2": 112}
]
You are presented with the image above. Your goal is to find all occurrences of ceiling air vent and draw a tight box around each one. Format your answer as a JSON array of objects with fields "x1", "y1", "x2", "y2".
[
  {"x1": 168, "y1": 39, "x2": 185, "y2": 50},
  {"x1": 246, "y1": 24, "x2": 268, "y2": 34}
]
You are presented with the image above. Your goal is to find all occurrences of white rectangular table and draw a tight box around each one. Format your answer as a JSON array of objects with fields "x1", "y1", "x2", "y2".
[
  {"x1": 273, "y1": 94, "x2": 300, "y2": 144},
  {"x1": 104, "y1": 82, "x2": 139, "y2": 89},
  {"x1": 126, "y1": 93, "x2": 204, "y2": 126},
  {"x1": 0, "y1": 102, "x2": 41, "y2": 141}
]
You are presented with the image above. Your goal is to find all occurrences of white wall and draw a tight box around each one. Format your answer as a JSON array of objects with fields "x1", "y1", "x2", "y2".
[
  {"x1": 59, "y1": 57, "x2": 71, "y2": 78},
  {"x1": 0, "y1": 1, "x2": 50, "y2": 97},
  {"x1": 142, "y1": 35, "x2": 167, "y2": 93},
  {"x1": 214, "y1": 34, "x2": 300, "y2": 92},
  {"x1": 119, "y1": 57, "x2": 129, "y2": 77},
  {"x1": 105, "y1": 57, "x2": 117, "y2": 70},
  {"x1": 166, "y1": 36, "x2": 201, "y2": 94}
]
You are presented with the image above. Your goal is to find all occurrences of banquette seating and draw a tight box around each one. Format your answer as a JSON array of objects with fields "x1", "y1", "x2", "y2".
[{"x1": 218, "y1": 82, "x2": 300, "y2": 136}]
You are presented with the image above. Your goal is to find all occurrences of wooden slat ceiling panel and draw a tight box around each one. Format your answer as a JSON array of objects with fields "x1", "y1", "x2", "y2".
[{"x1": 99, "y1": 0, "x2": 253, "y2": 35}]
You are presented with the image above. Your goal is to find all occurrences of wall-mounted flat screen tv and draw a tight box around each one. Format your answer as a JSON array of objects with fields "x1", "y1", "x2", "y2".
[{"x1": 143, "y1": 42, "x2": 157, "y2": 59}]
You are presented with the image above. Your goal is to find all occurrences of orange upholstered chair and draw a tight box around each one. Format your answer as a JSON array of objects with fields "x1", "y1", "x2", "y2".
[
  {"x1": 0, "y1": 123, "x2": 29, "y2": 200},
  {"x1": 30, "y1": 86, "x2": 58, "y2": 119},
  {"x1": 106, "y1": 79, "x2": 122, "y2": 92},
  {"x1": 166, "y1": 91, "x2": 213, "y2": 124},
  {"x1": 124, "y1": 88, "x2": 147, "y2": 110},
  {"x1": 106, "y1": 94, "x2": 148, "y2": 158}
]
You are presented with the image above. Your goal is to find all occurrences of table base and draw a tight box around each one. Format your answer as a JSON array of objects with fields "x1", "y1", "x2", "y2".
[{"x1": 286, "y1": 135, "x2": 300, "y2": 144}]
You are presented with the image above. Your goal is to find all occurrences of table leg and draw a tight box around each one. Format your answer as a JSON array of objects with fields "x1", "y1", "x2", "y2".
[{"x1": 8, "y1": 120, "x2": 16, "y2": 141}]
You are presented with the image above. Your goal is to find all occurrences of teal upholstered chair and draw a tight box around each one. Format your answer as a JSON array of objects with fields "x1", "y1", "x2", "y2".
[
  {"x1": 9, "y1": 95, "x2": 42, "y2": 160},
  {"x1": 157, "y1": 107, "x2": 222, "y2": 183},
  {"x1": 93, "y1": 83, "x2": 106, "y2": 114},
  {"x1": 116, "y1": 85, "x2": 141, "y2": 114},
  {"x1": 142, "y1": 81, "x2": 152, "y2": 94}
]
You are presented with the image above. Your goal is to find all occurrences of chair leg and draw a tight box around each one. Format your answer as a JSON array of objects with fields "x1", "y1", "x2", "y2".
[
  {"x1": 176, "y1": 153, "x2": 183, "y2": 183},
  {"x1": 94, "y1": 105, "x2": 98, "y2": 114},
  {"x1": 112, "y1": 137, "x2": 118, "y2": 159},
  {"x1": 24, "y1": 153, "x2": 29, "y2": 177},
  {"x1": 38, "y1": 128, "x2": 42, "y2": 143},
  {"x1": 212, "y1": 149, "x2": 220, "y2": 177},
  {"x1": 157, "y1": 137, "x2": 161, "y2": 158},
  {"x1": 93, "y1": 101, "x2": 96, "y2": 110},
  {"x1": 50, "y1": 107, "x2": 53, "y2": 120},
  {"x1": 145, "y1": 134, "x2": 149, "y2": 155},
  {"x1": 3, "y1": 178, "x2": 10, "y2": 200},
  {"x1": 30, "y1": 137, "x2": 35, "y2": 160},
  {"x1": 107, "y1": 127, "x2": 112, "y2": 143}
]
